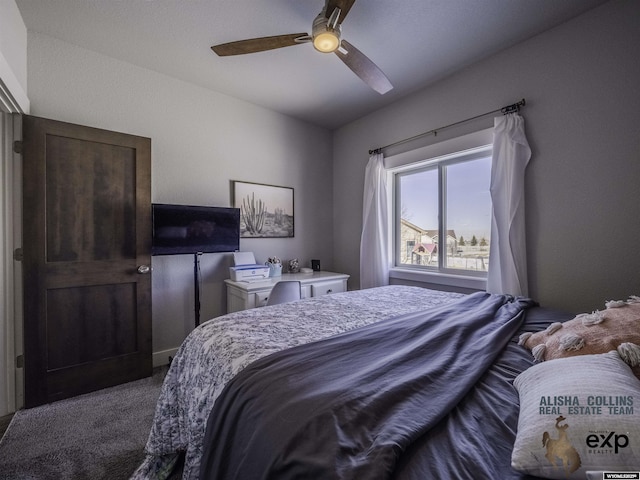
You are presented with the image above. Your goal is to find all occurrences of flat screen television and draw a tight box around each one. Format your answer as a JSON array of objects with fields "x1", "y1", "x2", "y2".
[{"x1": 151, "y1": 203, "x2": 240, "y2": 255}]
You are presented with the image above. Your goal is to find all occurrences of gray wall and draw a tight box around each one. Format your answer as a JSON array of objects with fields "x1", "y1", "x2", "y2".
[
  {"x1": 333, "y1": 0, "x2": 640, "y2": 313},
  {"x1": 0, "y1": 0, "x2": 28, "y2": 110},
  {"x1": 25, "y1": 33, "x2": 334, "y2": 362}
]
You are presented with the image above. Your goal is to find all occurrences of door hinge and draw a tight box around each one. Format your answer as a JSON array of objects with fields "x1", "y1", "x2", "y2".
[
  {"x1": 13, "y1": 248, "x2": 23, "y2": 261},
  {"x1": 16, "y1": 355, "x2": 24, "y2": 368},
  {"x1": 13, "y1": 140, "x2": 22, "y2": 154}
]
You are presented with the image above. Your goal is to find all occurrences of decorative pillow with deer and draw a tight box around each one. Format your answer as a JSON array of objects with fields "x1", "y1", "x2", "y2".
[
  {"x1": 511, "y1": 351, "x2": 640, "y2": 479},
  {"x1": 518, "y1": 297, "x2": 640, "y2": 379}
]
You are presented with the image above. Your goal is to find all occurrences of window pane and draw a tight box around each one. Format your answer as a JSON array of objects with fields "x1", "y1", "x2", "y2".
[
  {"x1": 398, "y1": 168, "x2": 439, "y2": 267},
  {"x1": 445, "y1": 157, "x2": 491, "y2": 272}
]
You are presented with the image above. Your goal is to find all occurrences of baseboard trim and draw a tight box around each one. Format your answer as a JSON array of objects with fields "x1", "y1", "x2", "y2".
[
  {"x1": 0, "y1": 412, "x2": 14, "y2": 439},
  {"x1": 152, "y1": 348, "x2": 179, "y2": 368}
]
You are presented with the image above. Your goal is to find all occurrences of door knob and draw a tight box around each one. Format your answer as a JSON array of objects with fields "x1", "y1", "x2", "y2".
[{"x1": 137, "y1": 265, "x2": 151, "y2": 274}]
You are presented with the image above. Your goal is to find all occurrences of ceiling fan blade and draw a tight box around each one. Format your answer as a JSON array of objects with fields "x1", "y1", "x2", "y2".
[
  {"x1": 334, "y1": 40, "x2": 393, "y2": 94},
  {"x1": 211, "y1": 33, "x2": 309, "y2": 56},
  {"x1": 325, "y1": 0, "x2": 356, "y2": 24}
]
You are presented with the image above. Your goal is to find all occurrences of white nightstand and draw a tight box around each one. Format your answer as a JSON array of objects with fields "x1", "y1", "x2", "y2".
[{"x1": 224, "y1": 271, "x2": 350, "y2": 313}]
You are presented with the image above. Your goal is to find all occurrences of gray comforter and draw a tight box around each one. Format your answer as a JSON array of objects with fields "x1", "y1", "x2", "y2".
[{"x1": 198, "y1": 292, "x2": 535, "y2": 479}]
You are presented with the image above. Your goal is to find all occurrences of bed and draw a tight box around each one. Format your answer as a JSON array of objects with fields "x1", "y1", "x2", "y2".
[{"x1": 131, "y1": 285, "x2": 640, "y2": 480}]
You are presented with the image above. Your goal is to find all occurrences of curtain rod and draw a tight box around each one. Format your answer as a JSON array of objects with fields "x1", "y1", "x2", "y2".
[{"x1": 368, "y1": 98, "x2": 526, "y2": 155}]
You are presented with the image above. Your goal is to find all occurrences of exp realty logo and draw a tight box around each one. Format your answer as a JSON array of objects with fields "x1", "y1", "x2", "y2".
[{"x1": 587, "y1": 431, "x2": 630, "y2": 454}]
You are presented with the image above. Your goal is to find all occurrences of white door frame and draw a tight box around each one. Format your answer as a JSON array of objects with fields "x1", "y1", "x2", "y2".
[{"x1": 1, "y1": 109, "x2": 25, "y2": 415}]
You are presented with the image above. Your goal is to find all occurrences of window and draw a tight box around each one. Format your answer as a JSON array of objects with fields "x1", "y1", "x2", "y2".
[{"x1": 393, "y1": 145, "x2": 492, "y2": 278}]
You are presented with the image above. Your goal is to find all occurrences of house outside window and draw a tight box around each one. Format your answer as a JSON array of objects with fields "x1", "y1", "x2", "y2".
[
  {"x1": 404, "y1": 239, "x2": 415, "y2": 262},
  {"x1": 392, "y1": 144, "x2": 492, "y2": 279}
]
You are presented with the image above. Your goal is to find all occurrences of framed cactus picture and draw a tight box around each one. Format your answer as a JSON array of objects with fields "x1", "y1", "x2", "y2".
[{"x1": 232, "y1": 181, "x2": 294, "y2": 238}]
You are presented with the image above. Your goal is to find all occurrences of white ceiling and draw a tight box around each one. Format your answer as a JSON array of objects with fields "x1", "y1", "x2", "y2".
[{"x1": 16, "y1": 0, "x2": 608, "y2": 130}]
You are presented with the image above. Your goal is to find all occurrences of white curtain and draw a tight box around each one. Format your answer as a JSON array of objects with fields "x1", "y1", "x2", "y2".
[
  {"x1": 360, "y1": 151, "x2": 389, "y2": 289},
  {"x1": 487, "y1": 114, "x2": 531, "y2": 296}
]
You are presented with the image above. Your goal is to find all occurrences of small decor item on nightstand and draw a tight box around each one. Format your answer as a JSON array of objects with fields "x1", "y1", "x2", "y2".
[
  {"x1": 288, "y1": 258, "x2": 300, "y2": 273},
  {"x1": 265, "y1": 256, "x2": 282, "y2": 277},
  {"x1": 311, "y1": 259, "x2": 321, "y2": 271}
]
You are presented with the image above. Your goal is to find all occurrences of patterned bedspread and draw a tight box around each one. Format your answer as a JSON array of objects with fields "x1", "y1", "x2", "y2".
[{"x1": 131, "y1": 285, "x2": 464, "y2": 480}]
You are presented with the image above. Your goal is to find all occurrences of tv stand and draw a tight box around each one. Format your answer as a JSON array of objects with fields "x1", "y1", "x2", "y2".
[{"x1": 194, "y1": 252, "x2": 202, "y2": 327}]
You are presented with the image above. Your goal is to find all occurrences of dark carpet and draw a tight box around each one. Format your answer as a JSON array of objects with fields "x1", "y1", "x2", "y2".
[{"x1": 0, "y1": 367, "x2": 172, "y2": 480}]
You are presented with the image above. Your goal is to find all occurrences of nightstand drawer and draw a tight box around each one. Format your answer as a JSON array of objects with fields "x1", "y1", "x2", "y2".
[
  {"x1": 311, "y1": 280, "x2": 346, "y2": 297},
  {"x1": 254, "y1": 291, "x2": 270, "y2": 307}
]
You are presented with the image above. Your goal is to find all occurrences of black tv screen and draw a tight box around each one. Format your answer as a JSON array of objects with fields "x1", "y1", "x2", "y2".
[{"x1": 151, "y1": 203, "x2": 240, "y2": 255}]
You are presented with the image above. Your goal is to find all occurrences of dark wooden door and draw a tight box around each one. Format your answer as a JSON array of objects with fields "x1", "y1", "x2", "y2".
[{"x1": 22, "y1": 115, "x2": 152, "y2": 407}]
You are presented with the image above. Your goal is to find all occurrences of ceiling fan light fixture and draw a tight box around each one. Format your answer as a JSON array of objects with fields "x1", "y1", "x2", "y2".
[
  {"x1": 313, "y1": 31, "x2": 340, "y2": 53},
  {"x1": 312, "y1": 14, "x2": 341, "y2": 53}
]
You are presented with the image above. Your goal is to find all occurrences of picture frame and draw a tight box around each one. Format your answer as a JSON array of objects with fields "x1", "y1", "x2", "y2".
[{"x1": 232, "y1": 181, "x2": 294, "y2": 238}]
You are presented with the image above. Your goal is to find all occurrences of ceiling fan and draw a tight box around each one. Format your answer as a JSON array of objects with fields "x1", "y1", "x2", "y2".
[{"x1": 210, "y1": 0, "x2": 393, "y2": 95}]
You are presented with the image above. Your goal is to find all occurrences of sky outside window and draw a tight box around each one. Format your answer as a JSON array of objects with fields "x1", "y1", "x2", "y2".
[
  {"x1": 400, "y1": 156, "x2": 491, "y2": 242},
  {"x1": 445, "y1": 157, "x2": 492, "y2": 242}
]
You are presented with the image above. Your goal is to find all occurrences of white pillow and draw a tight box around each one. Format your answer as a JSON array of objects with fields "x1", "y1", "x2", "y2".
[{"x1": 512, "y1": 351, "x2": 640, "y2": 479}]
